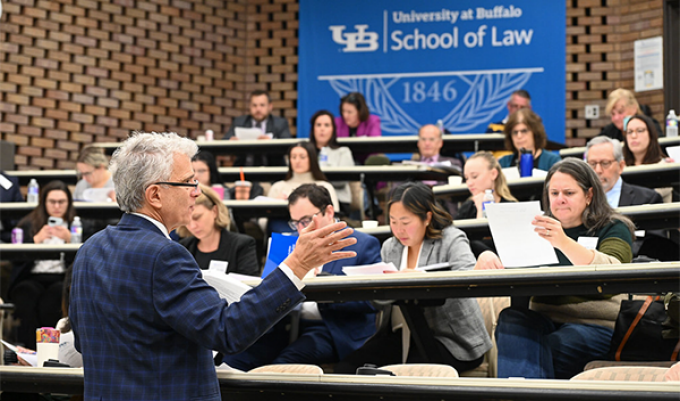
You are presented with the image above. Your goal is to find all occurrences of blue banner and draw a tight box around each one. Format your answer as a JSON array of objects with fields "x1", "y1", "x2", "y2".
[{"x1": 299, "y1": 0, "x2": 566, "y2": 144}]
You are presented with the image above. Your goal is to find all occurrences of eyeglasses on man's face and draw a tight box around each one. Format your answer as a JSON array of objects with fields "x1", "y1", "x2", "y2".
[
  {"x1": 288, "y1": 208, "x2": 325, "y2": 231},
  {"x1": 151, "y1": 179, "x2": 200, "y2": 191},
  {"x1": 587, "y1": 160, "x2": 616, "y2": 169}
]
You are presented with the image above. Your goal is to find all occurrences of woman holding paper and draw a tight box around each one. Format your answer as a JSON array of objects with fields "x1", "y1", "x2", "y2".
[
  {"x1": 476, "y1": 158, "x2": 635, "y2": 379},
  {"x1": 498, "y1": 108, "x2": 561, "y2": 172},
  {"x1": 177, "y1": 185, "x2": 260, "y2": 276},
  {"x1": 458, "y1": 151, "x2": 517, "y2": 220},
  {"x1": 335, "y1": 182, "x2": 491, "y2": 374}
]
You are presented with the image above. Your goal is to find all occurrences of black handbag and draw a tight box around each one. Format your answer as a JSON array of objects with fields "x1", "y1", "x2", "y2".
[{"x1": 609, "y1": 295, "x2": 680, "y2": 361}]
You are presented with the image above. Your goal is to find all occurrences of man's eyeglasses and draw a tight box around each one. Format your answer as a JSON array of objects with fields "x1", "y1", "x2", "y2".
[
  {"x1": 288, "y1": 208, "x2": 325, "y2": 231},
  {"x1": 152, "y1": 179, "x2": 200, "y2": 190},
  {"x1": 587, "y1": 160, "x2": 616, "y2": 169}
]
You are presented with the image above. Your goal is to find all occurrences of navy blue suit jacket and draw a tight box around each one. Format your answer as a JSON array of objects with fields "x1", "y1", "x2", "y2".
[
  {"x1": 70, "y1": 213, "x2": 304, "y2": 401},
  {"x1": 0, "y1": 172, "x2": 23, "y2": 243},
  {"x1": 317, "y1": 230, "x2": 380, "y2": 360}
]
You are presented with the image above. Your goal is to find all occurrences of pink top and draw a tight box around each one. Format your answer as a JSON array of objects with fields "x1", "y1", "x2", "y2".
[{"x1": 335, "y1": 114, "x2": 382, "y2": 138}]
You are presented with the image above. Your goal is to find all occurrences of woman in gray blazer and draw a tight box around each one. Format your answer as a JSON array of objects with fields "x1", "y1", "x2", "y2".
[{"x1": 335, "y1": 182, "x2": 491, "y2": 374}]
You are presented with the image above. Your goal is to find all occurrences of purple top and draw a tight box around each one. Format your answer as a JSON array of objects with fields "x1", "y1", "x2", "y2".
[{"x1": 335, "y1": 114, "x2": 382, "y2": 138}]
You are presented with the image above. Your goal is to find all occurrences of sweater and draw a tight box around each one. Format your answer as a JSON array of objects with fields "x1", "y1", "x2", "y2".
[{"x1": 531, "y1": 219, "x2": 633, "y2": 329}]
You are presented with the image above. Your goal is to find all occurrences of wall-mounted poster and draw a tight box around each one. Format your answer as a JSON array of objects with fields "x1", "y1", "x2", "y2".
[
  {"x1": 634, "y1": 37, "x2": 663, "y2": 93},
  {"x1": 299, "y1": 0, "x2": 566, "y2": 144}
]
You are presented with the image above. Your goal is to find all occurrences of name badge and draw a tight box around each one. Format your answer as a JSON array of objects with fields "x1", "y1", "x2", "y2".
[
  {"x1": 0, "y1": 174, "x2": 13, "y2": 190},
  {"x1": 577, "y1": 237, "x2": 599, "y2": 250},
  {"x1": 208, "y1": 260, "x2": 228, "y2": 274}
]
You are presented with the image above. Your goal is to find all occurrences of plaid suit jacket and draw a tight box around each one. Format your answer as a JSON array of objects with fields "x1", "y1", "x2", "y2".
[{"x1": 70, "y1": 213, "x2": 304, "y2": 400}]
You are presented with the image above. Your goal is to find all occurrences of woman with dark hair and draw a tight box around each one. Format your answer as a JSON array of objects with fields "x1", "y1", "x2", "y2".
[
  {"x1": 458, "y1": 151, "x2": 517, "y2": 220},
  {"x1": 192, "y1": 150, "x2": 229, "y2": 199},
  {"x1": 476, "y1": 158, "x2": 636, "y2": 379},
  {"x1": 499, "y1": 108, "x2": 561, "y2": 172},
  {"x1": 336, "y1": 182, "x2": 491, "y2": 374},
  {"x1": 268, "y1": 141, "x2": 339, "y2": 210},
  {"x1": 623, "y1": 114, "x2": 674, "y2": 202},
  {"x1": 177, "y1": 185, "x2": 259, "y2": 276},
  {"x1": 10, "y1": 180, "x2": 76, "y2": 348},
  {"x1": 334, "y1": 92, "x2": 381, "y2": 138},
  {"x1": 309, "y1": 110, "x2": 355, "y2": 215}
]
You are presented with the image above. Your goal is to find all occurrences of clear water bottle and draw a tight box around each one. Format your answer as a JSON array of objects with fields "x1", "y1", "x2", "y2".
[
  {"x1": 319, "y1": 146, "x2": 329, "y2": 167},
  {"x1": 482, "y1": 189, "x2": 495, "y2": 218},
  {"x1": 666, "y1": 109, "x2": 678, "y2": 138},
  {"x1": 70, "y1": 216, "x2": 82, "y2": 244},
  {"x1": 27, "y1": 179, "x2": 39, "y2": 203},
  {"x1": 437, "y1": 119, "x2": 445, "y2": 134}
]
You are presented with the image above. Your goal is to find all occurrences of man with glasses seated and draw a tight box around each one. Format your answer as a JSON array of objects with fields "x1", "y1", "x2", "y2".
[
  {"x1": 585, "y1": 136, "x2": 670, "y2": 258},
  {"x1": 223, "y1": 184, "x2": 381, "y2": 371}
]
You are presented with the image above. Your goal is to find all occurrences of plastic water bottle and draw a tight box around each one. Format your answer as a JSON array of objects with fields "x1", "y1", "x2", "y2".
[
  {"x1": 519, "y1": 148, "x2": 533, "y2": 178},
  {"x1": 437, "y1": 119, "x2": 445, "y2": 134},
  {"x1": 27, "y1": 179, "x2": 39, "y2": 203},
  {"x1": 319, "y1": 146, "x2": 329, "y2": 167},
  {"x1": 482, "y1": 189, "x2": 495, "y2": 218},
  {"x1": 666, "y1": 110, "x2": 678, "y2": 138},
  {"x1": 70, "y1": 216, "x2": 82, "y2": 244}
]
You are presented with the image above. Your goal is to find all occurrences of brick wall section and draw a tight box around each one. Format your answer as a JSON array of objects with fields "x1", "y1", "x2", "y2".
[
  {"x1": 0, "y1": 0, "x2": 251, "y2": 169},
  {"x1": 565, "y1": 0, "x2": 665, "y2": 147},
  {"x1": 0, "y1": 0, "x2": 666, "y2": 169}
]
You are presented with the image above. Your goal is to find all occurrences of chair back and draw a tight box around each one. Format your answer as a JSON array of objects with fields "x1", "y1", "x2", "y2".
[
  {"x1": 380, "y1": 364, "x2": 458, "y2": 377},
  {"x1": 571, "y1": 366, "x2": 668, "y2": 382},
  {"x1": 249, "y1": 364, "x2": 323, "y2": 375}
]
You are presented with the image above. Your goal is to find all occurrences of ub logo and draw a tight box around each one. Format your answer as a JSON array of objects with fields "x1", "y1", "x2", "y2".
[{"x1": 329, "y1": 25, "x2": 379, "y2": 52}]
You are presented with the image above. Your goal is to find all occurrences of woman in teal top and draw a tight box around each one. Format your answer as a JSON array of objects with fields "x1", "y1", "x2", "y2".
[
  {"x1": 498, "y1": 108, "x2": 561, "y2": 172},
  {"x1": 476, "y1": 158, "x2": 635, "y2": 379}
]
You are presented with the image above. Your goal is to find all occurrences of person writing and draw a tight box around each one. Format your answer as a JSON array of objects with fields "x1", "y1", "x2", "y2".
[
  {"x1": 476, "y1": 158, "x2": 635, "y2": 379},
  {"x1": 336, "y1": 182, "x2": 491, "y2": 374},
  {"x1": 177, "y1": 185, "x2": 260, "y2": 276},
  {"x1": 70, "y1": 132, "x2": 357, "y2": 401}
]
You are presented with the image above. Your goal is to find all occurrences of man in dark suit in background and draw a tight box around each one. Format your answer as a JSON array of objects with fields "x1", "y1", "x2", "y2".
[
  {"x1": 70, "y1": 132, "x2": 356, "y2": 401},
  {"x1": 585, "y1": 136, "x2": 662, "y2": 208},
  {"x1": 585, "y1": 136, "x2": 676, "y2": 259},
  {"x1": 223, "y1": 184, "x2": 381, "y2": 370},
  {"x1": 415, "y1": 124, "x2": 462, "y2": 186},
  {"x1": 0, "y1": 171, "x2": 24, "y2": 242},
  {"x1": 485, "y1": 89, "x2": 532, "y2": 133},
  {"x1": 223, "y1": 90, "x2": 291, "y2": 166}
]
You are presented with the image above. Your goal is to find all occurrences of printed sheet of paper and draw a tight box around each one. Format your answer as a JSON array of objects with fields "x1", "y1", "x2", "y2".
[
  {"x1": 342, "y1": 262, "x2": 397, "y2": 276},
  {"x1": 485, "y1": 201, "x2": 558, "y2": 268},
  {"x1": 234, "y1": 127, "x2": 273, "y2": 140},
  {"x1": 665, "y1": 146, "x2": 680, "y2": 162}
]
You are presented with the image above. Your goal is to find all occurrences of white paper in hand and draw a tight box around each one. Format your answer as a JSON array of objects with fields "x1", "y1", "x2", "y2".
[
  {"x1": 665, "y1": 146, "x2": 680, "y2": 162},
  {"x1": 234, "y1": 127, "x2": 264, "y2": 140},
  {"x1": 485, "y1": 201, "x2": 558, "y2": 268},
  {"x1": 201, "y1": 269, "x2": 252, "y2": 304},
  {"x1": 342, "y1": 262, "x2": 397, "y2": 276}
]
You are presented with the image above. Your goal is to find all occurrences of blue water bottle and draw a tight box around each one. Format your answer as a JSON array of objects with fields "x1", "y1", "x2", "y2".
[{"x1": 519, "y1": 148, "x2": 533, "y2": 178}]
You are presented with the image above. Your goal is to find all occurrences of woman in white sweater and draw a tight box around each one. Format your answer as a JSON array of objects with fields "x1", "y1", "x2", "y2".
[
  {"x1": 268, "y1": 141, "x2": 339, "y2": 210},
  {"x1": 309, "y1": 110, "x2": 355, "y2": 215}
]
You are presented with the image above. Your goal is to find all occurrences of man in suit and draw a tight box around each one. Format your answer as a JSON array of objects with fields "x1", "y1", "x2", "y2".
[
  {"x1": 223, "y1": 184, "x2": 381, "y2": 370},
  {"x1": 223, "y1": 90, "x2": 291, "y2": 166},
  {"x1": 485, "y1": 89, "x2": 531, "y2": 133},
  {"x1": 585, "y1": 136, "x2": 662, "y2": 208},
  {"x1": 416, "y1": 124, "x2": 461, "y2": 186},
  {"x1": 69, "y1": 132, "x2": 357, "y2": 401},
  {"x1": 0, "y1": 171, "x2": 24, "y2": 242}
]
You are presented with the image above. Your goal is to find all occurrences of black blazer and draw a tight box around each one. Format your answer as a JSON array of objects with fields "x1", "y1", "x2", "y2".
[
  {"x1": 223, "y1": 114, "x2": 291, "y2": 166},
  {"x1": 618, "y1": 181, "x2": 663, "y2": 207},
  {"x1": 179, "y1": 228, "x2": 260, "y2": 277}
]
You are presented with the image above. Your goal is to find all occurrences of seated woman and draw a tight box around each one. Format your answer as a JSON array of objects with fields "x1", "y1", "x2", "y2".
[
  {"x1": 335, "y1": 182, "x2": 491, "y2": 374},
  {"x1": 268, "y1": 141, "x2": 340, "y2": 210},
  {"x1": 499, "y1": 108, "x2": 561, "y2": 172},
  {"x1": 192, "y1": 150, "x2": 229, "y2": 199},
  {"x1": 334, "y1": 92, "x2": 381, "y2": 138},
  {"x1": 600, "y1": 88, "x2": 663, "y2": 141},
  {"x1": 10, "y1": 180, "x2": 75, "y2": 348},
  {"x1": 458, "y1": 151, "x2": 517, "y2": 220},
  {"x1": 623, "y1": 114, "x2": 674, "y2": 202},
  {"x1": 309, "y1": 110, "x2": 356, "y2": 216},
  {"x1": 476, "y1": 158, "x2": 636, "y2": 379},
  {"x1": 74, "y1": 147, "x2": 114, "y2": 201},
  {"x1": 177, "y1": 185, "x2": 260, "y2": 276}
]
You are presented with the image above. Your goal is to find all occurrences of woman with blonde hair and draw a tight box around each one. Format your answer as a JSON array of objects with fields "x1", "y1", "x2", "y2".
[
  {"x1": 178, "y1": 185, "x2": 260, "y2": 276},
  {"x1": 74, "y1": 146, "x2": 114, "y2": 201},
  {"x1": 600, "y1": 88, "x2": 663, "y2": 141},
  {"x1": 458, "y1": 151, "x2": 517, "y2": 220}
]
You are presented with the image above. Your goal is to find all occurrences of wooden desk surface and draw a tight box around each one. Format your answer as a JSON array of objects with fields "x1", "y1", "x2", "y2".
[{"x1": 1, "y1": 366, "x2": 676, "y2": 400}]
